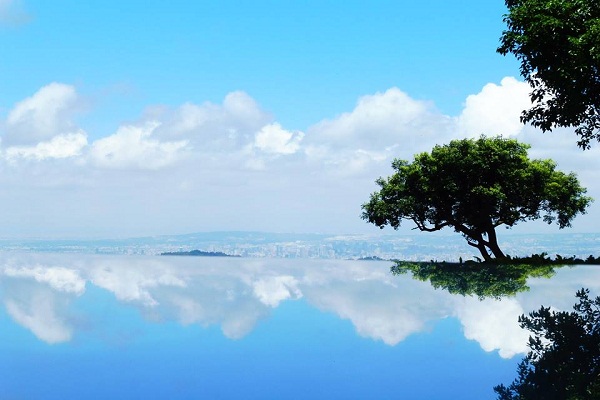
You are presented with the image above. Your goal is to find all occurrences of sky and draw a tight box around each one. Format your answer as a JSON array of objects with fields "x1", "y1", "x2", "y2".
[{"x1": 1, "y1": 0, "x2": 599, "y2": 239}]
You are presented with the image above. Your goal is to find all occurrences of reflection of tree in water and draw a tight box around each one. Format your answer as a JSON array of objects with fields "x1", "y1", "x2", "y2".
[
  {"x1": 391, "y1": 260, "x2": 561, "y2": 299},
  {"x1": 392, "y1": 254, "x2": 600, "y2": 298},
  {"x1": 391, "y1": 253, "x2": 600, "y2": 298},
  {"x1": 494, "y1": 289, "x2": 600, "y2": 399}
]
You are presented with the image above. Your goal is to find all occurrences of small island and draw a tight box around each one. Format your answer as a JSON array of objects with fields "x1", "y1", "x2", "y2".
[
  {"x1": 160, "y1": 250, "x2": 240, "y2": 257},
  {"x1": 357, "y1": 255, "x2": 388, "y2": 261}
]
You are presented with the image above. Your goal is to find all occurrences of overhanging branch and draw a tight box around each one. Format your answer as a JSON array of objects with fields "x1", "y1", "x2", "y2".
[{"x1": 411, "y1": 218, "x2": 450, "y2": 232}]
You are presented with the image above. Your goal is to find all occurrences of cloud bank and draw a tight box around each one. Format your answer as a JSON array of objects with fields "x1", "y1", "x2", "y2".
[{"x1": 0, "y1": 78, "x2": 599, "y2": 237}]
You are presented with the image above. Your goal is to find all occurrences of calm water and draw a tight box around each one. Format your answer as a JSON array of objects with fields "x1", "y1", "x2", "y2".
[{"x1": 0, "y1": 253, "x2": 598, "y2": 399}]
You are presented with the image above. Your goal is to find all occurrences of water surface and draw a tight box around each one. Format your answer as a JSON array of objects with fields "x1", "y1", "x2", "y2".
[{"x1": 0, "y1": 253, "x2": 598, "y2": 399}]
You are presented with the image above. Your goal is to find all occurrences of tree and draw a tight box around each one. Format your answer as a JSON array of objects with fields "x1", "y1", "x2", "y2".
[
  {"x1": 498, "y1": 0, "x2": 600, "y2": 149},
  {"x1": 361, "y1": 136, "x2": 592, "y2": 261},
  {"x1": 494, "y1": 288, "x2": 600, "y2": 399}
]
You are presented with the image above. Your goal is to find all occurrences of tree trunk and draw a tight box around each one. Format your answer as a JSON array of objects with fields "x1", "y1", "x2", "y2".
[
  {"x1": 486, "y1": 228, "x2": 506, "y2": 260},
  {"x1": 464, "y1": 231, "x2": 493, "y2": 262},
  {"x1": 457, "y1": 224, "x2": 507, "y2": 262},
  {"x1": 476, "y1": 242, "x2": 492, "y2": 262}
]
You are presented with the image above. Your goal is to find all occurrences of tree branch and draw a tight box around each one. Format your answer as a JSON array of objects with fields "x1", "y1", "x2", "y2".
[{"x1": 411, "y1": 218, "x2": 450, "y2": 232}]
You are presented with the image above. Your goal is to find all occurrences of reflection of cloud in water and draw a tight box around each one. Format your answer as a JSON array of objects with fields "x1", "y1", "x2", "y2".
[
  {"x1": 88, "y1": 259, "x2": 186, "y2": 306},
  {"x1": 3, "y1": 264, "x2": 86, "y2": 295},
  {"x1": 305, "y1": 279, "x2": 452, "y2": 345},
  {"x1": 253, "y1": 275, "x2": 302, "y2": 307},
  {"x1": 1, "y1": 281, "x2": 77, "y2": 343},
  {"x1": 160, "y1": 280, "x2": 270, "y2": 339},
  {"x1": 455, "y1": 298, "x2": 529, "y2": 358},
  {"x1": 0, "y1": 254, "x2": 599, "y2": 358},
  {"x1": 6, "y1": 294, "x2": 72, "y2": 343},
  {"x1": 0, "y1": 260, "x2": 86, "y2": 343}
]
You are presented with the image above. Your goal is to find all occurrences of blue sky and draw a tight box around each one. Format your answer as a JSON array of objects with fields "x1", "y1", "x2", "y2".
[
  {"x1": 2, "y1": 1, "x2": 516, "y2": 131},
  {"x1": 0, "y1": 0, "x2": 598, "y2": 238}
]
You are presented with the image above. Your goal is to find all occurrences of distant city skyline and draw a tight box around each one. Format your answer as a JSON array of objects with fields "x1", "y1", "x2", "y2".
[
  {"x1": 1, "y1": 1, "x2": 599, "y2": 239},
  {"x1": 3, "y1": 231, "x2": 599, "y2": 262}
]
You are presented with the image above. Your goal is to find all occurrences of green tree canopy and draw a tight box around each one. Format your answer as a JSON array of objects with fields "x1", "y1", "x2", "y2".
[
  {"x1": 361, "y1": 136, "x2": 592, "y2": 261},
  {"x1": 494, "y1": 288, "x2": 600, "y2": 399},
  {"x1": 498, "y1": 0, "x2": 600, "y2": 149}
]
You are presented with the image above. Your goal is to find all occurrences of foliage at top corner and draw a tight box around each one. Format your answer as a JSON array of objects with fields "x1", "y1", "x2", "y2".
[
  {"x1": 498, "y1": 0, "x2": 600, "y2": 148},
  {"x1": 362, "y1": 136, "x2": 592, "y2": 261}
]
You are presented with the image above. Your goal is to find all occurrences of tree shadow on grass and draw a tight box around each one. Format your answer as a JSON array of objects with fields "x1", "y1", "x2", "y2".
[{"x1": 391, "y1": 254, "x2": 600, "y2": 299}]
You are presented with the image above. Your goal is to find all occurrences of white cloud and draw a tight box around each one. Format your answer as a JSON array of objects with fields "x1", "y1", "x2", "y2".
[
  {"x1": 308, "y1": 87, "x2": 454, "y2": 152},
  {"x1": 301, "y1": 87, "x2": 456, "y2": 179},
  {"x1": 3, "y1": 131, "x2": 88, "y2": 161},
  {"x1": 458, "y1": 77, "x2": 532, "y2": 138},
  {"x1": 254, "y1": 123, "x2": 304, "y2": 155},
  {"x1": 318, "y1": 148, "x2": 390, "y2": 178},
  {"x1": 0, "y1": 79, "x2": 598, "y2": 236},
  {"x1": 153, "y1": 91, "x2": 271, "y2": 147},
  {"x1": 222, "y1": 91, "x2": 270, "y2": 129},
  {"x1": 89, "y1": 122, "x2": 188, "y2": 170},
  {"x1": 4, "y1": 83, "x2": 81, "y2": 146}
]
